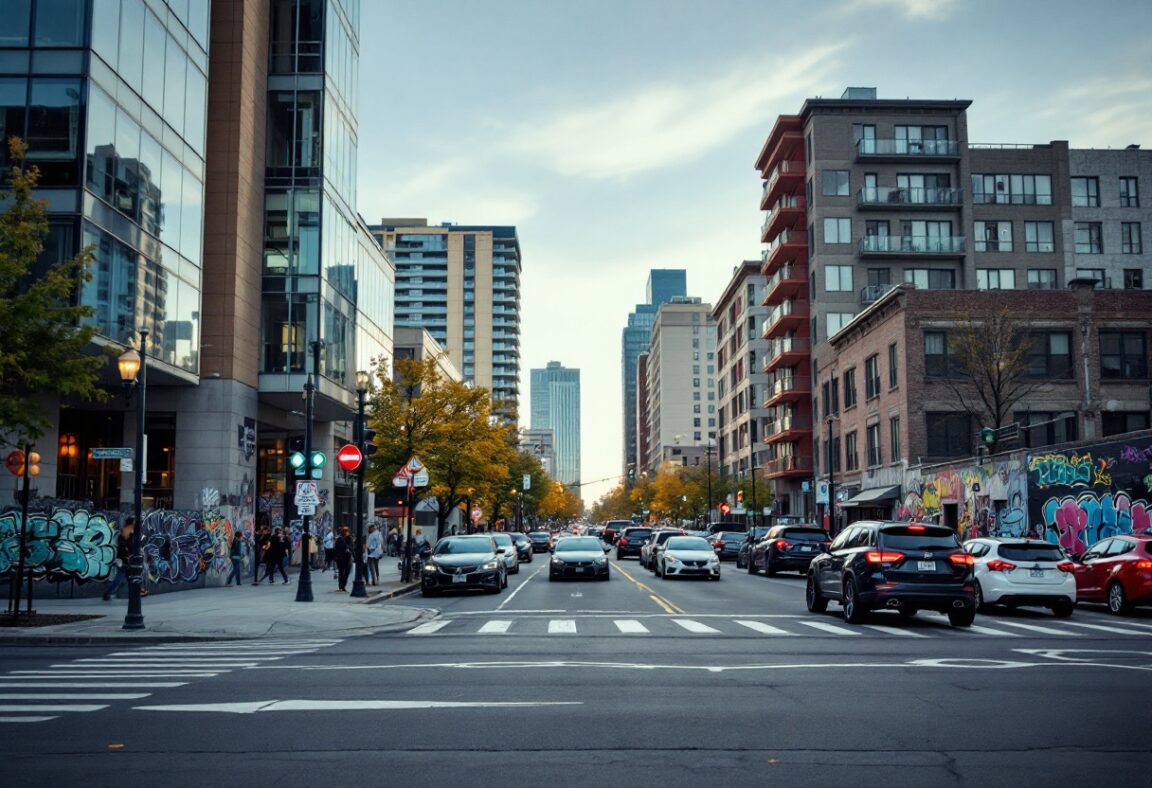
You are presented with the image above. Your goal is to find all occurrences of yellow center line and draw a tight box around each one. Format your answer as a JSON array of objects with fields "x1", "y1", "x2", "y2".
[{"x1": 612, "y1": 562, "x2": 685, "y2": 615}]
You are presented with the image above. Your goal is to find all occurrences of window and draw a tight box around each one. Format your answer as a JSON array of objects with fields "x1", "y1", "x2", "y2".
[
  {"x1": 853, "y1": 124, "x2": 876, "y2": 154},
  {"x1": 926, "y1": 413, "x2": 971, "y2": 458},
  {"x1": 1076, "y1": 268, "x2": 1105, "y2": 286},
  {"x1": 831, "y1": 436, "x2": 841, "y2": 473},
  {"x1": 823, "y1": 218, "x2": 852, "y2": 244},
  {"x1": 1124, "y1": 269, "x2": 1144, "y2": 290},
  {"x1": 1100, "y1": 332, "x2": 1147, "y2": 379},
  {"x1": 1074, "y1": 222, "x2": 1103, "y2": 254},
  {"x1": 924, "y1": 331, "x2": 961, "y2": 378},
  {"x1": 821, "y1": 381, "x2": 830, "y2": 419},
  {"x1": 904, "y1": 269, "x2": 956, "y2": 290},
  {"x1": 822, "y1": 170, "x2": 849, "y2": 196},
  {"x1": 1024, "y1": 222, "x2": 1055, "y2": 253},
  {"x1": 864, "y1": 354, "x2": 880, "y2": 399},
  {"x1": 971, "y1": 174, "x2": 1053, "y2": 205},
  {"x1": 843, "y1": 368, "x2": 857, "y2": 409},
  {"x1": 1027, "y1": 269, "x2": 1058, "y2": 290},
  {"x1": 1026, "y1": 332, "x2": 1073, "y2": 379},
  {"x1": 825, "y1": 265, "x2": 853, "y2": 292},
  {"x1": 889, "y1": 416, "x2": 901, "y2": 461},
  {"x1": 1071, "y1": 177, "x2": 1100, "y2": 207},
  {"x1": 888, "y1": 343, "x2": 898, "y2": 388},
  {"x1": 845, "y1": 431, "x2": 859, "y2": 471},
  {"x1": 830, "y1": 375, "x2": 840, "y2": 414},
  {"x1": 1016, "y1": 412, "x2": 1078, "y2": 448},
  {"x1": 866, "y1": 423, "x2": 882, "y2": 467},
  {"x1": 1122, "y1": 223, "x2": 1142, "y2": 254},
  {"x1": 826, "y1": 312, "x2": 855, "y2": 338},
  {"x1": 1119, "y1": 176, "x2": 1140, "y2": 207},
  {"x1": 894, "y1": 125, "x2": 950, "y2": 154},
  {"x1": 975, "y1": 221, "x2": 1013, "y2": 252},
  {"x1": 976, "y1": 269, "x2": 1016, "y2": 290},
  {"x1": 1102, "y1": 411, "x2": 1151, "y2": 437}
]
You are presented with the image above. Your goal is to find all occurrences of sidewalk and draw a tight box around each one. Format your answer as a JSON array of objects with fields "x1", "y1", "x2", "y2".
[{"x1": 0, "y1": 558, "x2": 430, "y2": 645}]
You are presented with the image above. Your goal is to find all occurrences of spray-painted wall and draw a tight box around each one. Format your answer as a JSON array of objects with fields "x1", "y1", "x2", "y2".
[{"x1": 898, "y1": 458, "x2": 1029, "y2": 541}]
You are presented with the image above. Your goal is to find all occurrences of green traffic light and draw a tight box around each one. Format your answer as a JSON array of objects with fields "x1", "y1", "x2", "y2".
[
  {"x1": 310, "y1": 450, "x2": 326, "y2": 468},
  {"x1": 289, "y1": 451, "x2": 306, "y2": 469}
]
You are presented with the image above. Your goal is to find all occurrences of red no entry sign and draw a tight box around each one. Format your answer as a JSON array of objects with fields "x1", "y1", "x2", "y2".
[{"x1": 336, "y1": 444, "x2": 363, "y2": 471}]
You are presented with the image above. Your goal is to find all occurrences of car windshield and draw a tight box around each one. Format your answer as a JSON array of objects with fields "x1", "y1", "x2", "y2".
[
  {"x1": 715, "y1": 532, "x2": 743, "y2": 541},
  {"x1": 556, "y1": 538, "x2": 603, "y2": 552},
  {"x1": 529, "y1": 532, "x2": 550, "y2": 539},
  {"x1": 510, "y1": 533, "x2": 528, "y2": 543},
  {"x1": 434, "y1": 538, "x2": 493, "y2": 555},
  {"x1": 666, "y1": 537, "x2": 711, "y2": 550},
  {"x1": 493, "y1": 534, "x2": 513, "y2": 546},
  {"x1": 783, "y1": 529, "x2": 828, "y2": 542},
  {"x1": 998, "y1": 544, "x2": 1066, "y2": 562},
  {"x1": 624, "y1": 529, "x2": 652, "y2": 539},
  {"x1": 655, "y1": 531, "x2": 680, "y2": 542},
  {"x1": 880, "y1": 526, "x2": 959, "y2": 550}
]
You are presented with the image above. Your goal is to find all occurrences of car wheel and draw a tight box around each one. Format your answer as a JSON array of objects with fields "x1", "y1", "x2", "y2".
[
  {"x1": 975, "y1": 581, "x2": 989, "y2": 613},
  {"x1": 948, "y1": 605, "x2": 976, "y2": 627},
  {"x1": 736, "y1": 554, "x2": 746, "y2": 570},
  {"x1": 512, "y1": 563, "x2": 520, "y2": 575},
  {"x1": 897, "y1": 606, "x2": 917, "y2": 618},
  {"x1": 747, "y1": 555, "x2": 759, "y2": 575},
  {"x1": 805, "y1": 573, "x2": 828, "y2": 613},
  {"x1": 842, "y1": 578, "x2": 866, "y2": 624},
  {"x1": 1107, "y1": 582, "x2": 1132, "y2": 615},
  {"x1": 765, "y1": 557, "x2": 777, "y2": 577},
  {"x1": 1051, "y1": 599, "x2": 1074, "y2": 618}
]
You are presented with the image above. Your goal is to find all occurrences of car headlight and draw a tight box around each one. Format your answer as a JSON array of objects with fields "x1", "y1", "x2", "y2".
[
  {"x1": 593, "y1": 557, "x2": 607, "y2": 565},
  {"x1": 422, "y1": 562, "x2": 437, "y2": 573},
  {"x1": 551, "y1": 556, "x2": 564, "y2": 565},
  {"x1": 664, "y1": 555, "x2": 681, "y2": 565},
  {"x1": 484, "y1": 560, "x2": 499, "y2": 570},
  {"x1": 707, "y1": 557, "x2": 719, "y2": 565}
]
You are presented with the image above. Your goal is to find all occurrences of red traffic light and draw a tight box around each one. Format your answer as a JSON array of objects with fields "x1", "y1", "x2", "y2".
[
  {"x1": 336, "y1": 444, "x2": 364, "y2": 472},
  {"x1": 719, "y1": 502, "x2": 731, "y2": 515}
]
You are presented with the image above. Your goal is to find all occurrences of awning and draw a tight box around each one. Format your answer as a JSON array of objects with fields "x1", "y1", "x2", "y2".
[{"x1": 841, "y1": 486, "x2": 901, "y2": 507}]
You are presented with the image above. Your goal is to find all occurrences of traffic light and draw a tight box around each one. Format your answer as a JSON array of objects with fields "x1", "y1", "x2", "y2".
[
  {"x1": 719, "y1": 502, "x2": 731, "y2": 515},
  {"x1": 309, "y1": 450, "x2": 326, "y2": 480},
  {"x1": 981, "y1": 427, "x2": 995, "y2": 445},
  {"x1": 27, "y1": 452, "x2": 40, "y2": 476},
  {"x1": 627, "y1": 464, "x2": 636, "y2": 481},
  {"x1": 289, "y1": 450, "x2": 307, "y2": 476},
  {"x1": 360, "y1": 422, "x2": 378, "y2": 457}
]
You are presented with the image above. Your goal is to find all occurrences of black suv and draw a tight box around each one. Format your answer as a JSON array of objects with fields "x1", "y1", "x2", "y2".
[
  {"x1": 806, "y1": 521, "x2": 976, "y2": 627},
  {"x1": 615, "y1": 526, "x2": 653, "y2": 560},
  {"x1": 749, "y1": 524, "x2": 828, "y2": 575},
  {"x1": 735, "y1": 526, "x2": 772, "y2": 569}
]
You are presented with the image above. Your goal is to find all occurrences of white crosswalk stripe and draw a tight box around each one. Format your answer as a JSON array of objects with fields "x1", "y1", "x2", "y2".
[
  {"x1": 0, "y1": 704, "x2": 107, "y2": 713},
  {"x1": 477, "y1": 620, "x2": 513, "y2": 634},
  {"x1": 735, "y1": 620, "x2": 793, "y2": 636},
  {"x1": 673, "y1": 619, "x2": 721, "y2": 634},
  {"x1": 954, "y1": 624, "x2": 1018, "y2": 637},
  {"x1": 548, "y1": 620, "x2": 578, "y2": 634},
  {"x1": 0, "y1": 693, "x2": 151, "y2": 700},
  {"x1": 995, "y1": 621, "x2": 1082, "y2": 637},
  {"x1": 614, "y1": 620, "x2": 650, "y2": 634},
  {"x1": 862, "y1": 625, "x2": 930, "y2": 638},
  {"x1": 0, "y1": 716, "x2": 58, "y2": 724},
  {"x1": 798, "y1": 621, "x2": 861, "y2": 636},
  {"x1": 1061, "y1": 621, "x2": 1152, "y2": 636},
  {"x1": 407, "y1": 621, "x2": 452, "y2": 635}
]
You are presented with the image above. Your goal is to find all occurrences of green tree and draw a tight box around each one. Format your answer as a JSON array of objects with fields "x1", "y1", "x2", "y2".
[
  {"x1": 0, "y1": 139, "x2": 107, "y2": 442},
  {"x1": 590, "y1": 483, "x2": 632, "y2": 521}
]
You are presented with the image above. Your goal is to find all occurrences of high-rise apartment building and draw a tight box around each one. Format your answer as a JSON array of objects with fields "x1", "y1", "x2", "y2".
[
  {"x1": 529, "y1": 361, "x2": 581, "y2": 487},
  {"x1": 621, "y1": 269, "x2": 686, "y2": 474},
  {"x1": 370, "y1": 219, "x2": 522, "y2": 417}
]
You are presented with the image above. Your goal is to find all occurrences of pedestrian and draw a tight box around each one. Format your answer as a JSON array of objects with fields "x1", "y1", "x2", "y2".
[
  {"x1": 102, "y1": 517, "x2": 136, "y2": 600},
  {"x1": 251, "y1": 525, "x2": 269, "y2": 585},
  {"x1": 279, "y1": 528, "x2": 292, "y2": 580},
  {"x1": 334, "y1": 526, "x2": 354, "y2": 592},
  {"x1": 386, "y1": 526, "x2": 398, "y2": 557},
  {"x1": 366, "y1": 524, "x2": 382, "y2": 585},
  {"x1": 263, "y1": 527, "x2": 289, "y2": 584},
  {"x1": 225, "y1": 529, "x2": 245, "y2": 586},
  {"x1": 323, "y1": 527, "x2": 335, "y2": 571},
  {"x1": 412, "y1": 528, "x2": 429, "y2": 555}
]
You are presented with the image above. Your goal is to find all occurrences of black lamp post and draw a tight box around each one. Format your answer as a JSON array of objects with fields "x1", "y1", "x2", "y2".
[
  {"x1": 749, "y1": 432, "x2": 759, "y2": 530},
  {"x1": 117, "y1": 330, "x2": 148, "y2": 630},
  {"x1": 826, "y1": 415, "x2": 837, "y2": 536},
  {"x1": 465, "y1": 488, "x2": 473, "y2": 533},
  {"x1": 704, "y1": 440, "x2": 714, "y2": 525},
  {"x1": 296, "y1": 340, "x2": 322, "y2": 602},
  {"x1": 350, "y1": 370, "x2": 370, "y2": 598}
]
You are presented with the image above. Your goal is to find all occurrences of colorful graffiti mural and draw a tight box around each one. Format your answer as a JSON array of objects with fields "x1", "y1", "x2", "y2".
[
  {"x1": 0, "y1": 508, "x2": 118, "y2": 582},
  {"x1": 899, "y1": 460, "x2": 1029, "y2": 541}
]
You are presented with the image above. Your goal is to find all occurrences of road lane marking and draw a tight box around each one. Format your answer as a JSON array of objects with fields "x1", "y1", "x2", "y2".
[
  {"x1": 614, "y1": 620, "x2": 650, "y2": 634},
  {"x1": 497, "y1": 565, "x2": 544, "y2": 611},
  {"x1": 861, "y1": 625, "x2": 930, "y2": 638},
  {"x1": 798, "y1": 621, "x2": 862, "y2": 636},
  {"x1": 407, "y1": 621, "x2": 451, "y2": 635},
  {"x1": 611, "y1": 562, "x2": 684, "y2": 614},
  {"x1": 735, "y1": 621, "x2": 794, "y2": 636},
  {"x1": 952, "y1": 624, "x2": 1018, "y2": 637},
  {"x1": 548, "y1": 620, "x2": 577, "y2": 634},
  {"x1": 673, "y1": 619, "x2": 721, "y2": 634},
  {"x1": 0, "y1": 716, "x2": 58, "y2": 723},
  {"x1": 0, "y1": 682, "x2": 186, "y2": 688},
  {"x1": 477, "y1": 620, "x2": 513, "y2": 634},
  {"x1": 134, "y1": 699, "x2": 584, "y2": 714},
  {"x1": 0, "y1": 704, "x2": 108, "y2": 712},
  {"x1": 13, "y1": 672, "x2": 221, "y2": 677},
  {"x1": 994, "y1": 621, "x2": 1081, "y2": 637},
  {"x1": 1061, "y1": 622, "x2": 1152, "y2": 636},
  {"x1": 0, "y1": 693, "x2": 151, "y2": 700},
  {"x1": 649, "y1": 595, "x2": 679, "y2": 615}
]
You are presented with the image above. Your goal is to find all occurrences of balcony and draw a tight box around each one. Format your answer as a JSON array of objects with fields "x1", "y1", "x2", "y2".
[
  {"x1": 761, "y1": 228, "x2": 808, "y2": 275},
  {"x1": 761, "y1": 195, "x2": 806, "y2": 241},
  {"x1": 762, "y1": 298, "x2": 809, "y2": 339},
  {"x1": 764, "y1": 415, "x2": 814, "y2": 444},
  {"x1": 764, "y1": 336, "x2": 809, "y2": 372},
  {"x1": 859, "y1": 283, "x2": 895, "y2": 305},
  {"x1": 856, "y1": 187, "x2": 964, "y2": 209},
  {"x1": 855, "y1": 138, "x2": 960, "y2": 161},
  {"x1": 764, "y1": 455, "x2": 814, "y2": 479},
  {"x1": 763, "y1": 263, "x2": 806, "y2": 305},
  {"x1": 761, "y1": 159, "x2": 805, "y2": 208},
  {"x1": 858, "y1": 235, "x2": 965, "y2": 257},
  {"x1": 764, "y1": 373, "x2": 811, "y2": 407}
]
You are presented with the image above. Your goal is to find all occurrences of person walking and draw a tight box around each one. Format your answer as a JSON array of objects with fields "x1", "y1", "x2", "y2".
[
  {"x1": 323, "y1": 527, "x2": 335, "y2": 572},
  {"x1": 102, "y1": 517, "x2": 136, "y2": 600},
  {"x1": 262, "y1": 527, "x2": 289, "y2": 584},
  {"x1": 279, "y1": 528, "x2": 292, "y2": 581},
  {"x1": 366, "y1": 524, "x2": 382, "y2": 585},
  {"x1": 251, "y1": 525, "x2": 269, "y2": 585},
  {"x1": 225, "y1": 529, "x2": 245, "y2": 586},
  {"x1": 334, "y1": 526, "x2": 354, "y2": 592}
]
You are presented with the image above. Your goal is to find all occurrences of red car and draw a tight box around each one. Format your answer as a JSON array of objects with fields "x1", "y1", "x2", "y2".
[{"x1": 1074, "y1": 535, "x2": 1152, "y2": 614}]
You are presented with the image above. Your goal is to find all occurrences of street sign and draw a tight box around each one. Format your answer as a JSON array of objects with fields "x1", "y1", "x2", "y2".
[
  {"x1": 92, "y1": 447, "x2": 133, "y2": 460},
  {"x1": 297, "y1": 502, "x2": 316, "y2": 516},
  {"x1": 295, "y1": 481, "x2": 320, "y2": 506},
  {"x1": 392, "y1": 476, "x2": 410, "y2": 488},
  {"x1": 471, "y1": 508, "x2": 482, "y2": 523},
  {"x1": 522, "y1": 474, "x2": 531, "y2": 491},
  {"x1": 5, "y1": 450, "x2": 25, "y2": 475},
  {"x1": 815, "y1": 480, "x2": 829, "y2": 505},
  {"x1": 336, "y1": 444, "x2": 363, "y2": 472},
  {"x1": 801, "y1": 480, "x2": 811, "y2": 493},
  {"x1": 413, "y1": 471, "x2": 429, "y2": 487}
]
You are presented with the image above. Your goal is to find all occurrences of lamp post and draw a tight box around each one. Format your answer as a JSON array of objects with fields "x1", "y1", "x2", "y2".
[
  {"x1": 749, "y1": 432, "x2": 759, "y2": 530},
  {"x1": 826, "y1": 415, "x2": 837, "y2": 536},
  {"x1": 350, "y1": 370, "x2": 370, "y2": 598},
  {"x1": 117, "y1": 330, "x2": 148, "y2": 630},
  {"x1": 704, "y1": 440, "x2": 715, "y2": 525},
  {"x1": 465, "y1": 488, "x2": 474, "y2": 533},
  {"x1": 296, "y1": 340, "x2": 323, "y2": 602}
]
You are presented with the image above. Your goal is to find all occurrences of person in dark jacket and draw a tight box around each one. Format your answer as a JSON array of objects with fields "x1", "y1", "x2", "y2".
[
  {"x1": 334, "y1": 526, "x2": 354, "y2": 592},
  {"x1": 225, "y1": 529, "x2": 245, "y2": 586},
  {"x1": 263, "y1": 527, "x2": 289, "y2": 584},
  {"x1": 102, "y1": 517, "x2": 136, "y2": 600},
  {"x1": 251, "y1": 526, "x2": 269, "y2": 585}
]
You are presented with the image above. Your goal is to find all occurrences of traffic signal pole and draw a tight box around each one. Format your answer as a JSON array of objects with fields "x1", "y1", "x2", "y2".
[
  {"x1": 7, "y1": 443, "x2": 34, "y2": 618},
  {"x1": 350, "y1": 387, "x2": 368, "y2": 598},
  {"x1": 295, "y1": 341, "x2": 321, "y2": 602}
]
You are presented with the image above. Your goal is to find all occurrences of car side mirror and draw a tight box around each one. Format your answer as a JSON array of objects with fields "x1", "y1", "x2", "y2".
[
  {"x1": 497, "y1": 547, "x2": 507, "y2": 554},
  {"x1": 1079, "y1": 552, "x2": 1095, "y2": 563}
]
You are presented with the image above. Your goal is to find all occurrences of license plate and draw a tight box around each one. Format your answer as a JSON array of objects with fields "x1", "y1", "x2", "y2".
[
  {"x1": 801, "y1": 545, "x2": 813, "y2": 552},
  {"x1": 1029, "y1": 568, "x2": 1044, "y2": 578},
  {"x1": 575, "y1": 567, "x2": 585, "y2": 573},
  {"x1": 452, "y1": 574, "x2": 467, "y2": 584},
  {"x1": 918, "y1": 561, "x2": 936, "y2": 571}
]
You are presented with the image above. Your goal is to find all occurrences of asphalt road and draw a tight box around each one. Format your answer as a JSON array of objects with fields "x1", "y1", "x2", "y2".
[{"x1": 2, "y1": 553, "x2": 1151, "y2": 787}]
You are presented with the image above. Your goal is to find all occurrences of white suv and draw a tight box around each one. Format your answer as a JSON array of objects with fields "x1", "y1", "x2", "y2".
[{"x1": 963, "y1": 538, "x2": 1076, "y2": 617}]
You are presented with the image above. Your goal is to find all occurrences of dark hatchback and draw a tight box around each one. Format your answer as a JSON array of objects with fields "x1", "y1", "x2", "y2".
[
  {"x1": 708, "y1": 531, "x2": 745, "y2": 561},
  {"x1": 527, "y1": 531, "x2": 552, "y2": 553},
  {"x1": 615, "y1": 527, "x2": 653, "y2": 559},
  {"x1": 509, "y1": 532, "x2": 533, "y2": 562},
  {"x1": 549, "y1": 536, "x2": 610, "y2": 581},
  {"x1": 749, "y1": 525, "x2": 829, "y2": 575},
  {"x1": 806, "y1": 521, "x2": 976, "y2": 627},
  {"x1": 421, "y1": 536, "x2": 506, "y2": 597}
]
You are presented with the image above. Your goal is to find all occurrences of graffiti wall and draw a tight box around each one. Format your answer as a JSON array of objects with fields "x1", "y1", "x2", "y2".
[
  {"x1": 1028, "y1": 435, "x2": 1152, "y2": 554},
  {"x1": 898, "y1": 458, "x2": 1029, "y2": 542}
]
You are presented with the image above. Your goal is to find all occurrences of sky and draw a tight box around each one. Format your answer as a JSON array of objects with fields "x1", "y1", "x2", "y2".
[{"x1": 356, "y1": 0, "x2": 1152, "y2": 507}]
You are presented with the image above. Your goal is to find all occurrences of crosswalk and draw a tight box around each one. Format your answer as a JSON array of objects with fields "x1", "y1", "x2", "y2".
[
  {"x1": 405, "y1": 614, "x2": 1152, "y2": 640},
  {"x1": 0, "y1": 639, "x2": 341, "y2": 725}
]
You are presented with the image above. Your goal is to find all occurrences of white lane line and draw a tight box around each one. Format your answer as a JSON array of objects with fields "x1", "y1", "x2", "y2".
[
  {"x1": 735, "y1": 621, "x2": 794, "y2": 636},
  {"x1": 135, "y1": 699, "x2": 583, "y2": 714},
  {"x1": 496, "y1": 565, "x2": 544, "y2": 611},
  {"x1": 11, "y1": 672, "x2": 221, "y2": 678},
  {"x1": 477, "y1": 620, "x2": 513, "y2": 634},
  {"x1": 0, "y1": 716, "x2": 58, "y2": 723},
  {"x1": 0, "y1": 683, "x2": 187, "y2": 688},
  {"x1": 995, "y1": 621, "x2": 1081, "y2": 637},
  {"x1": 0, "y1": 704, "x2": 107, "y2": 712},
  {"x1": 1100, "y1": 619, "x2": 1152, "y2": 630},
  {"x1": 862, "y1": 625, "x2": 930, "y2": 638},
  {"x1": 798, "y1": 621, "x2": 861, "y2": 636},
  {"x1": 1061, "y1": 621, "x2": 1152, "y2": 636},
  {"x1": 548, "y1": 620, "x2": 578, "y2": 634},
  {"x1": 953, "y1": 624, "x2": 1018, "y2": 637},
  {"x1": 406, "y1": 621, "x2": 451, "y2": 636},
  {"x1": 614, "y1": 620, "x2": 650, "y2": 634},
  {"x1": 672, "y1": 619, "x2": 721, "y2": 634},
  {"x1": 0, "y1": 693, "x2": 152, "y2": 700},
  {"x1": 73, "y1": 658, "x2": 273, "y2": 663},
  {"x1": 122, "y1": 651, "x2": 314, "y2": 657}
]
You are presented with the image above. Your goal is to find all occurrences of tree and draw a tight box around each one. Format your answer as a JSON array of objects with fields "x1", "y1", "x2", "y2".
[
  {"x1": 591, "y1": 484, "x2": 632, "y2": 521},
  {"x1": 943, "y1": 309, "x2": 1042, "y2": 455},
  {"x1": 537, "y1": 479, "x2": 582, "y2": 522},
  {"x1": 0, "y1": 138, "x2": 107, "y2": 443}
]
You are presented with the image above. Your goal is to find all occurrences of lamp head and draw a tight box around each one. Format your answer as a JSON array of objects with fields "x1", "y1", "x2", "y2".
[
  {"x1": 355, "y1": 369, "x2": 370, "y2": 393},
  {"x1": 117, "y1": 347, "x2": 140, "y2": 399}
]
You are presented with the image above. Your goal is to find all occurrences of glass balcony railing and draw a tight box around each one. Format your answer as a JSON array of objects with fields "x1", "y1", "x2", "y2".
[
  {"x1": 856, "y1": 139, "x2": 959, "y2": 157},
  {"x1": 764, "y1": 264, "x2": 802, "y2": 298},
  {"x1": 765, "y1": 415, "x2": 814, "y2": 437},
  {"x1": 766, "y1": 336, "x2": 807, "y2": 360},
  {"x1": 762, "y1": 195, "x2": 805, "y2": 236},
  {"x1": 762, "y1": 160, "x2": 804, "y2": 200},
  {"x1": 768, "y1": 373, "x2": 811, "y2": 398},
  {"x1": 764, "y1": 455, "x2": 813, "y2": 475},
  {"x1": 858, "y1": 235, "x2": 965, "y2": 254},
  {"x1": 856, "y1": 187, "x2": 963, "y2": 208},
  {"x1": 859, "y1": 284, "x2": 895, "y2": 305}
]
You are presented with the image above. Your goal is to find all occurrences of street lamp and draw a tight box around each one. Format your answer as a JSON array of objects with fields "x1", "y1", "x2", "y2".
[
  {"x1": 350, "y1": 369, "x2": 370, "y2": 598},
  {"x1": 296, "y1": 340, "x2": 323, "y2": 602},
  {"x1": 465, "y1": 487, "x2": 474, "y2": 533},
  {"x1": 117, "y1": 330, "x2": 148, "y2": 630},
  {"x1": 703, "y1": 439, "x2": 715, "y2": 526}
]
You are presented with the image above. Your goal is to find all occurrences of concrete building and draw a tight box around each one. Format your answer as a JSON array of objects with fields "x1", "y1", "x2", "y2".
[
  {"x1": 529, "y1": 361, "x2": 581, "y2": 487},
  {"x1": 392, "y1": 326, "x2": 462, "y2": 383},
  {"x1": 519, "y1": 427, "x2": 556, "y2": 478},
  {"x1": 370, "y1": 219, "x2": 522, "y2": 418},
  {"x1": 621, "y1": 269, "x2": 686, "y2": 475},
  {"x1": 642, "y1": 298, "x2": 716, "y2": 473}
]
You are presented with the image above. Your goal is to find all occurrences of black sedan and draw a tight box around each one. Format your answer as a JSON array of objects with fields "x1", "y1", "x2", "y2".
[
  {"x1": 549, "y1": 536, "x2": 610, "y2": 581},
  {"x1": 708, "y1": 531, "x2": 745, "y2": 561},
  {"x1": 509, "y1": 532, "x2": 533, "y2": 562},
  {"x1": 527, "y1": 531, "x2": 552, "y2": 553},
  {"x1": 735, "y1": 526, "x2": 772, "y2": 569},
  {"x1": 421, "y1": 536, "x2": 507, "y2": 596},
  {"x1": 748, "y1": 525, "x2": 829, "y2": 575}
]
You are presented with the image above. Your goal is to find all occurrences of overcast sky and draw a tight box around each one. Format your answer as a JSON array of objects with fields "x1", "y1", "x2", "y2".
[{"x1": 357, "y1": 0, "x2": 1152, "y2": 507}]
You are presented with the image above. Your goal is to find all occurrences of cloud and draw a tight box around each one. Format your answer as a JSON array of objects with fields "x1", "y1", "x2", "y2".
[
  {"x1": 844, "y1": 0, "x2": 960, "y2": 20},
  {"x1": 502, "y1": 45, "x2": 846, "y2": 180},
  {"x1": 1031, "y1": 76, "x2": 1152, "y2": 148}
]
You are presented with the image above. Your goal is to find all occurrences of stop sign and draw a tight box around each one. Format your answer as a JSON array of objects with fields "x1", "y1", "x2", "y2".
[{"x1": 336, "y1": 444, "x2": 363, "y2": 471}]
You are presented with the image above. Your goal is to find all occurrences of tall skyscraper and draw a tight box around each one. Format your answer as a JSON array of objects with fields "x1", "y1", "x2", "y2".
[
  {"x1": 370, "y1": 219, "x2": 522, "y2": 418},
  {"x1": 622, "y1": 269, "x2": 686, "y2": 474},
  {"x1": 530, "y1": 361, "x2": 581, "y2": 487}
]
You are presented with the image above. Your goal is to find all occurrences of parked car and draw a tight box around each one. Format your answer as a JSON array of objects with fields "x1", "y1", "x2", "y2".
[
  {"x1": 708, "y1": 531, "x2": 745, "y2": 561},
  {"x1": 657, "y1": 536, "x2": 721, "y2": 580},
  {"x1": 749, "y1": 525, "x2": 829, "y2": 576},
  {"x1": 509, "y1": 532, "x2": 533, "y2": 563},
  {"x1": 706, "y1": 521, "x2": 747, "y2": 536},
  {"x1": 806, "y1": 521, "x2": 976, "y2": 627},
  {"x1": 615, "y1": 526, "x2": 653, "y2": 560},
  {"x1": 641, "y1": 529, "x2": 684, "y2": 571},
  {"x1": 603, "y1": 520, "x2": 632, "y2": 545},
  {"x1": 527, "y1": 531, "x2": 553, "y2": 553},
  {"x1": 549, "y1": 536, "x2": 610, "y2": 581},
  {"x1": 963, "y1": 537, "x2": 1075, "y2": 616},
  {"x1": 1072, "y1": 535, "x2": 1152, "y2": 614},
  {"x1": 491, "y1": 532, "x2": 520, "y2": 574},
  {"x1": 420, "y1": 535, "x2": 507, "y2": 596},
  {"x1": 735, "y1": 526, "x2": 773, "y2": 569}
]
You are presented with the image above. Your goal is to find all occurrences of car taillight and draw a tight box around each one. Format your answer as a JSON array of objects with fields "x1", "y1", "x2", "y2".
[
  {"x1": 619, "y1": 538, "x2": 628, "y2": 546},
  {"x1": 775, "y1": 539, "x2": 791, "y2": 549},
  {"x1": 716, "y1": 541, "x2": 726, "y2": 549},
  {"x1": 1057, "y1": 561, "x2": 1075, "y2": 573},
  {"x1": 949, "y1": 553, "x2": 975, "y2": 567},
  {"x1": 1135, "y1": 560, "x2": 1152, "y2": 570},
  {"x1": 907, "y1": 525, "x2": 926, "y2": 532},
  {"x1": 986, "y1": 559, "x2": 1015, "y2": 571},
  {"x1": 865, "y1": 551, "x2": 904, "y2": 565}
]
